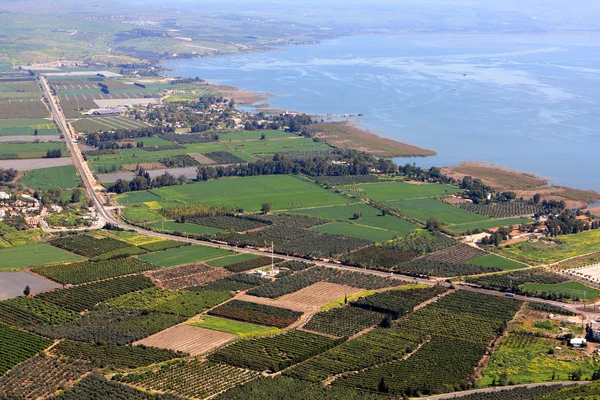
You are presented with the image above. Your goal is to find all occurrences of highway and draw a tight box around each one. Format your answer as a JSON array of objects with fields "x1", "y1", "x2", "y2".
[{"x1": 39, "y1": 75, "x2": 600, "y2": 317}]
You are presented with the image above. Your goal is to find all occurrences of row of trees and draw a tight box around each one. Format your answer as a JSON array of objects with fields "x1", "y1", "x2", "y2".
[
  {"x1": 108, "y1": 168, "x2": 186, "y2": 194},
  {"x1": 45, "y1": 149, "x2": 62, "y2": 158}
]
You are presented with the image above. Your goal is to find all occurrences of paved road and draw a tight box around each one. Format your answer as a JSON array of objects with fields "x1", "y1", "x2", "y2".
[{"x1": 411, "y1": 381, "x2": 586, "y2": 399}]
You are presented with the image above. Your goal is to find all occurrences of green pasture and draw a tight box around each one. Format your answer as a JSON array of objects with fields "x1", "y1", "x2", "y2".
[
  {"x1": 500, "y1": 229, "x2": 600, "y2": 264},
  {"x1": 226, "y1": 137, "x2": 332, "y2": 155},
  {"x1": 188, "y1": 316, "x2": 282, "y2": 338},
  {"x1": 19, "y1": 165, "x2": 80, "y2": 190},
  {"x1": 386, "y1": 198, "x2": 489, "y2": 225},
  {"x1": 207, "y1": 253, "x2": 260, "y2": 267},
  {"x1": 350, "y1": 181, "x2": 461, "y2": 201},
  {"x1": 311, "y1": 222, "x2": 394, "y2": 242},
  {"x1": 119, "y1": 175, "x2": 351, "y2": 214},
  {"x1": 139, "y1": 245, "x2": 233, "y2": 267},
  {"x1": 0, "y1": 243, "x2": 84, "y2": 270},
  {"x1": 468, "y1": 254, "x2": 528, "y2": 271},
  {"x1": 0, "y1": 119, "x2": 57, "y2": 136},
  {"x1": 0, "y1": 142, "x2": 66, "y2": 159},
  {"x1": 216, "y1": 130, "x2": 295, "y2": 141},
  {"x1": 520, "y1": 281, "x2": 600, "y2": 300}
]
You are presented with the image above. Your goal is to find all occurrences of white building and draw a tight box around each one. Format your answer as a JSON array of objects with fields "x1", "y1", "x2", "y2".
[{"x1": 0, "y1": 192, "x2": 9, "y2": 200}]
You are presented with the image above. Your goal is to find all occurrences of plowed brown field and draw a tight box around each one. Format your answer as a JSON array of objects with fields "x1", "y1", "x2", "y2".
[{"x1": 134, "y1": 324, "x2": 235, "y2": 356}]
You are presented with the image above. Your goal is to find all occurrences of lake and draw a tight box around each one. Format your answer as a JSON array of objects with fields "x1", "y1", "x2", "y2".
[{"x1": 163, "y1": 34, "x2": 600, "y2": 190}]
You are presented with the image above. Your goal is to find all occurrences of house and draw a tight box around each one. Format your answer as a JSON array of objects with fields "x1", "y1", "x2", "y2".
[
  {"x1": 24, "y1": 216, "x2": 39, "y2": 227},
  {"x1": 0, "y1": 192, "x2": 9, "y2": 200},
  {"x1": 570, "y1": 338, "x2": 587, "y2": 348}
]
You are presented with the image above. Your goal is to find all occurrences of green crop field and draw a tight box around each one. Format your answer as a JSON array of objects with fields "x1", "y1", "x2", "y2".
[
  {"x1": 351, "y1": 181, "x2": 461, "y2": 201},
  {"x1": 19, "y1": 165, "x2": 80, "y2": 190},
  {"x1": 207, "y1": 253, "x2": 260, "y2": 267},
  {"x1": 312, "y1": 222, "x2": 399, "y2": 242},
  {"x1": 0, "y1": 142, "x2": 67, "y2": 159},
  {"x1": 288, "y1": 203, "x2": 419, "y2": 239},
  {"x1": 217, "y1": 130, "x2": 295, "y2": 141},
  {"x1": 225, "y1": 137, "x2": 333, "y2": 155},
  {"x1": 500, "y1": 229, "x2": 600, "y2": 264},
  {"x1": 139, "y1": 245, "x2": 233, "y2": 267},
  {"x1": 188, "y1": 316, "x2": 281, "y2": 338},
  {"x1": 447, "y1": 217, "x2": 530, "y2": 234},
  {"x1": 468, "y1": 254, "x2": 528, "y2": 271},
  {"x1": 0, "y1": 118, "x2": 58, "y2": 136},
  {"x1": 386, "y1": 198, "x2": 489, "y2": 225},
  {"x1": 520, "y1": 281, "x2": 600, "y2": 300},
  {"x1": 0, "y1": 243, "x2": 83, "y2": 270},
  {"x1": 119, "y1": 175, "x2": 352, "y2": 216},
  {"x1": 151, "y1": 221, "x2": 225, "y2": 235}
]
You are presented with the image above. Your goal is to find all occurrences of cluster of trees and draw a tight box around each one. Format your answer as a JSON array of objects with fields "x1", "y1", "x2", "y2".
[
  {"x1": 33, "y1": 187, "x2": 85, "y2": 207},
  {"x1": 479, "y1": 226, "x2": 512, "y2": 246},
  {"x1": 546, "y1": 210, "x2": 599, "y2": 236},
  {"x1": 0, "y1": 168, "x2": 17, "y2": 183},
  {"x1": 45, "y1": 149, "x2": 62, "y2": 158},
  {"x1": 85, "y1": 127, "x2": 164, "y2": 147},
  {"x1": 108, "y1": 168, "x2": 186, "y2": 194}
]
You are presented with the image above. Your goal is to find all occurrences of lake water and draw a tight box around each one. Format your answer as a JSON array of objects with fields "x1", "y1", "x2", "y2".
[{"x1": 162, "y1": 34, "x2": 600, "y2": 190}]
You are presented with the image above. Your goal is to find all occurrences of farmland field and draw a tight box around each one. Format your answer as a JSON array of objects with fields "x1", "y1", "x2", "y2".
[
  {"x1": 468, "y1": 254, "x2": 528, "y2": 271},
  {"x1": 147, "y1": 263, "x2": 232, "y2": 291},
  {"x1": 207, "y1": 253, "x2": 260, "y2": 267},
  {"x1": 139, "y1": 245, "x2": 233, "y2": 267},
  {"x1": 71, "y1": 116, "x2": 149, "y2": 133},
  {"x1": 0, "y1": 118, "x2": 58, "y2": 136},
  {"x1": 350, "y1": 181, "x2": 461, "y2": 201},
  {"x1": 311, "y1": 222, "x2": 401, "y2": 241},
  {"x1": 19, "y1": 165, "x2": 80, "y2": 190},
  {"x1": 520, "y1": 281, "x2": 600, "y2": 300},
  {"x1": 119, "y1": 175, "x2": 352, "y2": 216},
  {"x1": 0, "y1": 271, "x2": 61, "y2": 301},
  {"x1": 500, "y1": 229, "x2": 600, "y2": 264},
  {"x1": 275, "y1": 282, "x2": 366, "y2": 312},
  {"x1": 0, "y1": 142, "x2": 67, "y2": 159},
  {"x1": 448, "y1": 217, "x2": 530, "y2": 234},
  {"x1": 387, "y1": 198, "x2": 490, "y2": 225},
  {"x1": 189, "y1": 316, "x2": 282, "y2": 338},
  {"x1": 0, "y1": 323, "x2": 52, "y2": 375},
  {"x1": 152, "y1": 221, "x2": 225, "y2": 235},
  {"x1": 0, "y1": 243, "x2": 83, "y2": 270},
  {"x1": 135, "y1": 324, "x2": 236, "y2": 356}
]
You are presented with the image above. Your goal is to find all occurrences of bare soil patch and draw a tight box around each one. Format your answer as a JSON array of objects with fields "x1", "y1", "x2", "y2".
[
  {"x1": 122, "y1": 162, "x2": 165, "y2": 171},
  {"x1": 303, "y1": 121, "x2": 436, "y2": 158},
  {"x1": 444, "y1": 196, "x2": 471, "y2": 205},
  {"x1": 0, "y1": 158, "x2": 72, "y2": 171},
  {"x1": 441, "y1": 162, "x2": 548, "y2": 191},
  {"x1": 208, "y1": 82, "x2": 270, "y2": 105},
  {"x1": 588, "y1": 206, "x2": 600, "y2": 218},
  {"x1": 147, "y1": 263, "x2": 231, "y2": 291},
  {"x1": 188, "y1": 153, "x2": 217, "y2": 165},
  {"x1": 134, "y1": 324, "x2": 235, "y2": 356},
  {"x1": 0, "y1": 271, "x2": 60, "y2": 301}
]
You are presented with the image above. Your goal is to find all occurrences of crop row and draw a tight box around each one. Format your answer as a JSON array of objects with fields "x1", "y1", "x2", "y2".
[
  {"x1": 386, "y1": 233, "x2": 457, "y2": 254},
  {"x1": 208, "y1": 300, "x2": 302, "y2": 328},
  {"x1": 139, "y1": 240, "x2": 187, "y2": 252},
  {"x1": 395, "y1": 258, "x2": 500, "y2": 277},
  {"x1": 34, "y1": 309, "x2": 185, "y2": 346},
  {"x1": 116, "y1": 359, "x2": 259, "y2": 399},
  {"x1": 247, "y1": 266, "x2": 400, "y2": 299},
  {"x1": 53, "y1": 339, "x2": 185, "y2": 370},
  {"x1": 0, "y1": 355, "x2": 92, "y2": 399},
  {"x1": 0, "y1": 323, "x2": 52, "y2": 376},
  {"x1": 526, "y1": 302, "x2": 575, "y2": 316},
  {"x1": 302, "y1": 306, "x2": 386, "y2": 337},
  {"x1": 286, "y1": 328, "x2": 421, "y2": 382},
  {"x1": 425, "y1": 244, "x2": 487, "y2": 263},
  {"x1": 200, "y1": 274, "x2": 270, "y2": 292},
  {"x1": 352, "y1": 286, "x2": 448, "y2": 318},
  {"x1": 148, "y1": 263, "x2": 231, "y2": 290},
  {"x1": 105, "y1": 287, "x2": 232, "y2": 317},
  {"x1": 312, "y1": 175, "x2": 380, "y2": 186},
  {"x1": 204, "y1": 151, "x2": 247, "y2": 164},
  {"x1": 209, "y1": 330, "x2": 342, "y2": 372},
  {"x1": 458, "y1": 201, "x2": 544, "y2": 218},
  {"x1": 224, "y1": 256, "x2": 282, "y2": 272},
  {"x1": 49, "y1": 234, "x2": 132, "y2": 257},
  {"x1": 36, "y1": 275, "x2": 154, "y2": 312},
  {"x1": 32, "y1": 257, "x2": 157, "y2": 285},
  {"x1": 0, "y1": 296, "x2": 80, "y2": 329},
  {"x1": 466, "y1": 269, "x2": 568, "y2": 296},
  {"x1": 343, "y1": 246, "x2": 419, "y2": 269}
]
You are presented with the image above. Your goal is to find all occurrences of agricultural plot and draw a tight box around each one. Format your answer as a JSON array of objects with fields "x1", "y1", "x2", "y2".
[
  {"x1": 139, "y1": 245, "x2": 233, "y2": 267},
  {"x1": 458, "y1": 201, "x2": 545, "y2": 218},
  {"x1": 37, "y1": 275, "x2": 154, "y2": 312},
  {"x1": 521, "y1": 281, "x2": 600, "y2": 301},
  {"x1": 53, "y1": 339, "x2": 184, "y2": 370},
  {"x1": 32, "y1": 257, "x2": 157, "y2": 285},
  {"x1": 312, "y1": 222, "x2": 404, "y2": 242},
  {"x1": 302, "y1": 306, "x2": 385, "y2": 337},
  {"x1": 207, "y1": 253, "x2": 260, "y2": 267},
  {"x1": 395, "y1": 255, "x2": 501, "y2": 277},
  {"x1": 0, "y1": 323, "x2": 52, "y2": 375},
  {"x1": 274, "y1": 282, "x2": 366, "y2": 312},
  {"x1": 453, "y1": 385, "x2": 568, "y2": 400},
  {"x1": 0, "y1": 142, "x2": 67, "y2": 159},
  {"x1": 387, "y1": 232, "x2": 457, "y2": 254},
  {"x1": 468, "y1": 254, "x2": 527, "y2": 271},
  {"x1": 0, "y1": 99, "x2": 50, "y2": 119},
  {"x1": 313, "y1": 175, "x2": 380, "y2": 186},
  {"x1": 116, "y1": 358, "x2": 260, "y2": 399},
  {"x1": 49, "y1": 234, "x2": 133, "y2": 258},
  {"x1": 147, "y1": 263, "x2": 231, "y2": 290},
  {"x1": 189, "y1": 316, "x2": 282, "y2": 338},
  {"x1": 135, "y1": 324, "x2": 236, "y2": 356},
  {"x1": 0, "y1": 296, "x2": 80, "y2": 329},
  {"x1": 18, "y1": 164, "x2": 82, "y2": 190},
  {"x1": 0, "y1": 243, "x2": 83, "y2": 270},
  {"x1": 0, "y1": 271, "x2": 61, "y2": 301},
  {"x1": 247, "y1": 266, "x2": 402, "y2": 299},
  {"x1": 200, "y1": 274, "x2": 269, "y2": 293},
  {"x1": 350, "y1": 181, "x2": 461, "y2": 201},
  {"x1": 448, "y1": 217, "x2": 530, "y2": 235},
  {"x1": 352, "y1": 286, "x2": 449, "y2": 318},
  {"x1": 105, "y1": 287, "x2": 232, "y2": 317},
  {"x1": 479, "y1": 331, "x2": 598, "y2": 386},
  {"x1": 344, "y1": 246, "x2": 419, "y2": 269},
  {"x1": 426, "y1": 244, "x2": 486, "y2": 263},
  {"x1": 0, "y1": 356, "x2": 93, "y2": 399},
  {"x1": 138, "y1": 239, "x2": 187, "y2": 252},
  {"x1": 71, "y1": 116, "x2": 149, "y2": 133},
  {"x1": 52, "y1": 373, "x2": 181, "y2": 400},
  {"x1": 286, "y1": 328, "x2": 421, "y2": 382},
  {"x1": 208, "y1": 300, "x2": 303, "y2": 328},
  {"x1": 203, "y1": 151, "x2": 247, "y2": 164},
  {"x1": 500, "y1": 229, "x2": 600, "y2": 264},
  {"x1": 222, "y1": 256, "x2": 280, "y2": 273},
  {"x1": 209, "y1": 330, "x2": 341, "y2": 372},
  {"x1": 0, "y1": 157, "x2": 72, "y2": 172},
  {"x1": 0, "y1": 118, "x2": 58, "y2": 136},
  {"x1": 119, "y1": 175, "x2": 352, "y2": 215},
  {"x1": 387, "y1": 197, "x2": 490, "y2": 225},
  {"x1": 35, "y1": 309, "x2": 185, "y2": 346},
  {"x1": 152, "y1": 221, "x2": 225, "y2": 235},
  {"x1": 227, "y1": 137, "x2": 333, "y2": 156}
]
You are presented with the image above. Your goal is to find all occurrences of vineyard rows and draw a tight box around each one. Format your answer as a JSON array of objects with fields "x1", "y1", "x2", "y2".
[
  {"x1": 209, "y1": 330, "x2": 342, "y2": 372},
  {"x1": 32, "y1": 257, "x2": 157, "y2": 285},
  {"x1": 302, "y1": 306, "x2": 386, "y2": 337},
  {"x1": 200, "y1": 274, "x2": 269, "y2": 292},
  {"x1": 116, "y1": 359, "x2": 259, "y2": 399},
  {"x1": 458, "y1": 201, "x2": 544, "y2": 218},
  {"x1": 425, "y1": 244, "x2": 487, "y2": 263},
  {"x1": 49, "y1": 235, "x2": 132, "y2": 257},
  {"x1": 0, "y1": 296, "x2": 80, "y2": 329},
  {"x1": 0, "y1": 323, "x2": 52, "y2": 376},
  {"x1": 344, "y1": 246, "x2": 419, "y2": 269},
  {"x1": 352, "y1": 286, "x2": 448, "y2": 318},
  {"x1": 208, "y1": 300, "x2": 302, "y2": 328},
  {"x1": 395, "y1": 258, "x2": 500, "y2": 277}
]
